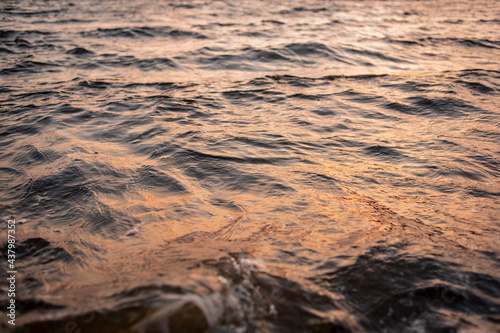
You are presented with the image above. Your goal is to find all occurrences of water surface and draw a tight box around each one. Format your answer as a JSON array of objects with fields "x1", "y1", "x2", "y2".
[{"x1": 1, "y1": 0, "x2": 500, "y2": 332}]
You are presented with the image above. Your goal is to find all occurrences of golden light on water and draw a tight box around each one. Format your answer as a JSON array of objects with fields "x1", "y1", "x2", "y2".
[{"x1": 1, "y1": 0, "x2": 500, "y2": 332}]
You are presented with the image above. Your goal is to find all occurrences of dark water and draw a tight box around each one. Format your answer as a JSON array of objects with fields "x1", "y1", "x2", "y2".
[{"x1": 1, "y1": 0, "x2": 500, "y2": 332}]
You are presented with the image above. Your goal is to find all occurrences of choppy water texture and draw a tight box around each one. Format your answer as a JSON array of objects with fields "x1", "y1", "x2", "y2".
[{"x1": 1, "y1": 0, "x2": 500, "y2": 332}]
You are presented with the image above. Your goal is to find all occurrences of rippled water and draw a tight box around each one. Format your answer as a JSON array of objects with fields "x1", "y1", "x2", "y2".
[{"x1": 1, "y1": 0, "x2": 500, "y2": 332}]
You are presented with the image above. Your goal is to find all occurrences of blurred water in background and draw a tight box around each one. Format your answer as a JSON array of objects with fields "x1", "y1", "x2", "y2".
[{"x1": 1, "y1": 0, "x2": 500, "y2": 332}]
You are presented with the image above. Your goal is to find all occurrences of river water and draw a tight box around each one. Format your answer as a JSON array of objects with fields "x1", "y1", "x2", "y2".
[{"x1": 1, "y1": 0, "x2": 500, "y2": 332}]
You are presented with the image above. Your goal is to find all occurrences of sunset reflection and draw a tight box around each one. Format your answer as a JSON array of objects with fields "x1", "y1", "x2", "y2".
[{"x1": 1, "y1": 0, "x2": 499, "y2": 332}]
